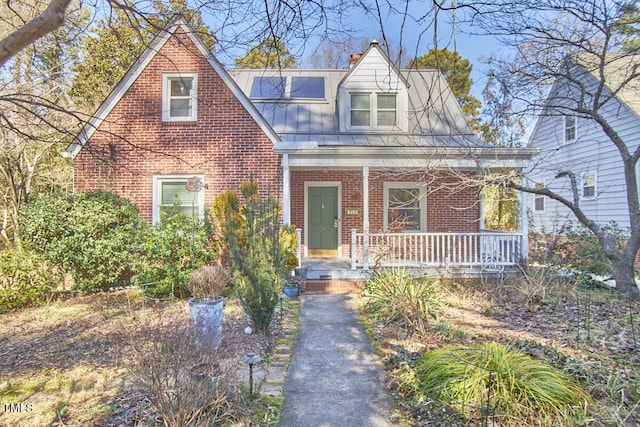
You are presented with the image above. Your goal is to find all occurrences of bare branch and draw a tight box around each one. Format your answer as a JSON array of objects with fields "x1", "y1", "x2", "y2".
[{"x1": 0, "y1": 0, "x2": 72, "y2": 67}]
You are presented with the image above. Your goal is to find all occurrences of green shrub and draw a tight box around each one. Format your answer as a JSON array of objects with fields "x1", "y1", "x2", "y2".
[
  {"x1": 0, "y1": 249, "x2": 59, "y2": 312},
  {"x1": 19, "y1": 191, "x2": 146, "y2": 292},
  {"x1": 414, "y1": 342, "x2": 593, "y2": 426},
  {"x1": 561, "y1": 221, "x2": 628, "y2": 275},
  {"x1": 225, "y1": 180, "x2": 288, "y2": 334},
  {"x1": 362, "y1": 269, "x2": 444, "y2": 332},
  {"x1": 132, "y1": 204, "x2": 215, "y2": 299}
]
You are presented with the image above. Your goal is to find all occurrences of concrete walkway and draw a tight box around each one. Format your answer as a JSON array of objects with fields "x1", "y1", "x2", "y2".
[{"x1": 279, "y1": 294, "x2": 399, "y2": 427}]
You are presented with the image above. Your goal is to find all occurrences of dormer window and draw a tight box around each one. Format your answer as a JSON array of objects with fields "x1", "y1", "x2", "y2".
[
  {"x1": 162, "y1": 73, "x2": 197, "y2": 121},
  {"x1": 349, "y1": 92, "x2": 398, "y2": 129}
]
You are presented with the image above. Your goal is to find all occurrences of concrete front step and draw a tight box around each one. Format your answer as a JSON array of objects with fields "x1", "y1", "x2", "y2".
[{"x1": 303, "y1": 280, "x2": 364, "y2": 295}]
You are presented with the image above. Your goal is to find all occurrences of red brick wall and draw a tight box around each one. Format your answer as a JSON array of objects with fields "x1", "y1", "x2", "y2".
[
  {"x1": 290, "y1": 169, "x2": 480, "y2": 255},
  {"x1": 73, "y1": 28, "x2": 281, "y2": 222}
]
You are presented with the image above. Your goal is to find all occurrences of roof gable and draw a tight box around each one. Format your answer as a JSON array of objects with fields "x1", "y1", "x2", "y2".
[
  {"x1": 66, "y1": 18, "x2": 280, "y2": 158},
  {"x1": 338, "y1": 41, "x2": 408, "y2": 93}
]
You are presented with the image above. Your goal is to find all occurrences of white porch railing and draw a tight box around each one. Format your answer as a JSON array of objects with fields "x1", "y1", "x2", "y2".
[{"x1": 350, "y1": 230, "x2": 523, "y2": 270}]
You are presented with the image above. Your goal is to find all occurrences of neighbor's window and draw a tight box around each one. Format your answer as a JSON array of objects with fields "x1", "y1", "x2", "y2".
[
  {"x1": 582, "y1": 172, "x2": 596, "y2": 199},
  {"x1": 152, "y1": 176, "x2": 204, "y2": 224},
  {"x1": 564, "y1": 115, "x2": 577, "y2": 144},
  {"x1": 162, "y1": 73, "x2": 197, "y2": 121},
  {"x1": 384, "y1": 183, "x2": 426, "y2": 231},
  {"x1": 534, "y1": 182, "x2": 545, "y2": 212}
]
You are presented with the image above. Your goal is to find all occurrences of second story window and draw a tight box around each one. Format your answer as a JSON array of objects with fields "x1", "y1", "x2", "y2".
[
  {"x1": 582, "y1": 172, "x2": 596, "y2": 200},
  {"x1": 534, "y1": 182, "x2": 545, "y2": 212},
  {"x1": 349, "y1": 92, "x2": 397, "y2": 129},
  {"x1": 163, "y1": 73, "x2": 197, "y2": 121},
  {"x1": 377, "y1": 94, "x2": 397, "y2": 126},
  {"x1": 350, "y1": 94, "x2": 371, "y2": 126},
  {"x1": 564, "y1": 115, "x2": 577, "y2": 144}
]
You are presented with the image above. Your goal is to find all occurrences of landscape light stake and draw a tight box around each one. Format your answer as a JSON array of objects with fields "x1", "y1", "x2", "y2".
[
  {"x1": 279, "y1": 292, "x2": 286, "y2": 320},
  {"x1": 241, "y1": 352, "x2": 263, "y2": 396},
  {"x1": 628, "y1": 296, "x2": 638, "y2": 350}
]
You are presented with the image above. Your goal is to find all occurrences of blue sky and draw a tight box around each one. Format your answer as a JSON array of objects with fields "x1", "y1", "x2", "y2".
[{"x1": 341, "y1": 4, "x2": 506, "y2": 100}]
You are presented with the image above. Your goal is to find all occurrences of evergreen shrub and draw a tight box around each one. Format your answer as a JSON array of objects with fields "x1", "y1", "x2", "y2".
[{"x1": 19, "y1": 191, "x2": 145, "y2": 292}]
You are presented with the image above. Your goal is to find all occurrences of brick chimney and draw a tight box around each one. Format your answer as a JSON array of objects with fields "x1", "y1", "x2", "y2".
[{"x1": 349, "y1": 53, "x2": 362, "y2": 68}]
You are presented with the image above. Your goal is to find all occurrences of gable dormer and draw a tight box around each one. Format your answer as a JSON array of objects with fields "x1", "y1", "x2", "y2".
[{"x1": 338, "y1": 41, "x2": 409, "y2": 133}]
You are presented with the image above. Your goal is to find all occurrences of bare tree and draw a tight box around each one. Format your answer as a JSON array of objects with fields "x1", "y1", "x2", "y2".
[{"x1": 458, "y1": 0, "x2": 640, "y2": 300}]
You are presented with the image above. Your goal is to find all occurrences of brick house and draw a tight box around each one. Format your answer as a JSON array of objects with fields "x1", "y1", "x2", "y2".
[{"x1": 67, "y1": 19, "x2": 535, "y2": 277}]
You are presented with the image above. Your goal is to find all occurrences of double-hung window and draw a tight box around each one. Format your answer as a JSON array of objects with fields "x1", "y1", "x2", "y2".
[
  {"x1": 534, "y1": 182, "x2": 545, "y2": 212},
  {"x1": 384, "y1": 183, "x2": 426, "y2": 231},
  {"x1": 349, "y1": 92, "x2": 397, "y2": 129},
  {"x1": 581, "y1": 172, "x2": 596, "y2": 200},
  {"x1": 152, "y1": 175, "x2": 205, "y2": 224},
  {"x1": 162, "y1": 73, "x2": 197, "y2": 121},
  {"x1": 564, "y1": 115, "x2": 577, "y2": 144}
]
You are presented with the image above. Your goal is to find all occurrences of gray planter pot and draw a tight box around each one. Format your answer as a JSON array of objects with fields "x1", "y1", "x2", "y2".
[
  {"x1": 188, "y1": 296, "x2": 224, "y2": 350},
  {"x1": 283, "y1": 285, "x2": 298, "y2": 298}
]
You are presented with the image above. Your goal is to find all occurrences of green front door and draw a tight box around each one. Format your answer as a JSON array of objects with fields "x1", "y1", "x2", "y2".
[{"x1": 308, "y1": 186, "x2": 338, "y2": 256}]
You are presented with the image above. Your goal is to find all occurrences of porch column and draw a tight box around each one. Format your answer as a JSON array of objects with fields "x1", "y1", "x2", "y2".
[
  {"x1": 282, "y1": 154, "x2": 291, "y2": 225},
  {"x1": 520, "y1": 177, "x2": 529, "y2": 260},
  {"x1": 363, "y1": 166, "x2": 370, "y2": 270}
]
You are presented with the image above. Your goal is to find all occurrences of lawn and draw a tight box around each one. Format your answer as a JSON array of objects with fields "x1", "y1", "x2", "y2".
[
  {"x1": 0, "y1": 290, "x2": 285, "y2": 426},
  {"x1": 365, "y1": 274, "x2": 640, "y2": 426},
  {"x1": 1, "y1": 275, "x2": 638, "y2": 426}
]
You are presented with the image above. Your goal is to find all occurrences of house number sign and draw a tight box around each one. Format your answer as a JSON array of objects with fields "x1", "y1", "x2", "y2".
[{"x1": 345, "y1": 208, "x2": 360, "y2": 216}]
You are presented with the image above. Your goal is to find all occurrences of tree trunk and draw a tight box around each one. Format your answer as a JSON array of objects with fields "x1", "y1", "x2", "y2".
[{"x1": 611, "y1": 258, "x2": 639, "y2": 301}]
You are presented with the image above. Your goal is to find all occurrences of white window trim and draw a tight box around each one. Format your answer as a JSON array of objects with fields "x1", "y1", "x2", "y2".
[
  {"x1": 152, "y1": 175, "x2": 205, "y2": 224},
  {"x1": 162, "y1": 72, "x2": 198, "y2": 122},
  {"x1": 581, "y1": 171, "x2": 597, "y2": 201},
  {"x1": 383, "y1": 182, "x2": 427, "y2": 232},
  {"x1": 533, "y1": 181, "x2": 545, "y2": 212},
  {"x1": 346, "y1": 91, "x2": 406, "y2": 131},
  {"x1": 563, "y1": 115, "x2": 577, "y2": 145}
]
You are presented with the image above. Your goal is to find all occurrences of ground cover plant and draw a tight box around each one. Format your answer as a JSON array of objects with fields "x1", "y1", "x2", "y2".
[{"x1": 362, "y1": 269, "x2": 640, "y2": 426}]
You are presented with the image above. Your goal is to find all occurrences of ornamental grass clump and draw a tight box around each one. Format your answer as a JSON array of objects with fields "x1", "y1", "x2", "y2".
[
  {"x1": 414, "y1": 342, "x2": 593, "y2": 426},
  {"x1": 362, "y1": 269, "x2": 444, "y2": 332}
]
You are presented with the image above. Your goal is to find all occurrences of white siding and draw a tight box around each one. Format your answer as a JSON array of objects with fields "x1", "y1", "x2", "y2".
[{"x1": 530, "y1": 71, "x2": 640, "y2": 231}]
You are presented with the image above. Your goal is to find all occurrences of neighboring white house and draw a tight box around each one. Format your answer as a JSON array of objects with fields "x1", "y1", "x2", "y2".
[{"x1": 528, "y1": 54, "x2": 640, "y2": 237}]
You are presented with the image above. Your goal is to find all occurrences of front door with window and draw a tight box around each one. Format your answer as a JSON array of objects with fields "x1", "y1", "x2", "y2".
[{"x1": 308, "y1": 186, "x2": 339, "y2": 256}]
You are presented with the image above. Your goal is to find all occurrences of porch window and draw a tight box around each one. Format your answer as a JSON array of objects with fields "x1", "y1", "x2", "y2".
[
  {"x1": 564, "y1": 115, "x2": 577, "y2": 144},
  {"x1": 152, "y1": 175, "x2": 205, "y2": 224},
  {"x1": 534, "y1": 182, "x2": 545, "y2": 212},
  {"x1": 384, "y1": 183, "x2": 426, "y2": 231},
  {"x1": 162, "y1": 73, "x2": 197, "y2": 121},
  {"x1": 581, "y1": 172, "x2": 596, "y2": 200}
]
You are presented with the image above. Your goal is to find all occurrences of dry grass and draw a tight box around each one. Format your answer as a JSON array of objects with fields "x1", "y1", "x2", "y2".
[{"x1": 0, "y1": 289, "x2": 280, "y2": 426}]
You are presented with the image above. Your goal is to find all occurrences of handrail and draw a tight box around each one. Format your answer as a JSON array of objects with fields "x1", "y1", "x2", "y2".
[{"x1": 350, "y1": 230, "x2": 523, "y2": 270}]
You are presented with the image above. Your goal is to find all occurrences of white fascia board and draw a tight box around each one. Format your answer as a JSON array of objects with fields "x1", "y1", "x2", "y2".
[{"x1": 287, "y1": 156, "x2": 529, "y2": 170}]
